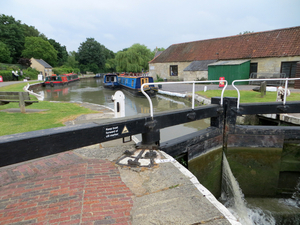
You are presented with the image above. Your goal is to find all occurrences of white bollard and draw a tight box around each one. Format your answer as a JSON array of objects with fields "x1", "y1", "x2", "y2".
[
  {"x1": 112, "y1": 90, "x2": 125, "y2": 118},
  {"x1": 204, "y1": 86, "x2": 207, "y2": 92}
]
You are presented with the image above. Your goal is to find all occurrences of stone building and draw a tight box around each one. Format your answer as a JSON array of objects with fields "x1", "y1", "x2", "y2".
[
  {"x1": 149, "y1": 26, "x2": 300, "y2": 82},
  {"x1": 30, "y1": 58, "x2": 53, "y2": 77}
]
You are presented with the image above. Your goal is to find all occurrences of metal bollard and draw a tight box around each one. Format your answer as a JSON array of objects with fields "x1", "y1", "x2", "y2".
[{"x1": 111, "y1": 91, "x2": 125, "y2": 118}]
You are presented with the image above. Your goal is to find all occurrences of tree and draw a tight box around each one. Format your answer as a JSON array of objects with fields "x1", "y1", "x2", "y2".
[
  {"x1": 48, "y1": 39, "x2": 68, "y2": 66},
  {"x1": 22, "y1": 37, "x2": 58, "y2": 66},
  {"x1": 0, "y1": 41, "x2": 12, "y2": 63},
  {"x1": 18, "y1": 58, "x2": 31, "y2": 67},
  {"x1": 239, "y1": 31, "x2": 254, "y2": 35},
  {"x1": 63, "y1": 51, "x2": 79, "y2": 68},
  {"x1": 115, "y1": 43, "x2": 153, "y2": 72},
  {"x1": 21, "y1": 24, "x2": 41, "y2": 37},
  {"x1": 105, "y1": 58, "x2": 116, "y2": 72},
  {"x1": 77, "y1": 38, "x2": 105, "y2": 73},
  {"x1": 0, "y1": 14, "x2": 25, "y2": 63}
]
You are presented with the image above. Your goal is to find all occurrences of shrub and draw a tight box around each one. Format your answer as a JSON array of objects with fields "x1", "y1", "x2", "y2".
[
  {"x1": 0, "y1": 71, "x2": 13, "y2": 81},
  {"x1": 53, "y1": 67, "x2": 80, "y2": 75},
  {"x1": 156, "y1": 74, "x2": 164, "y2": 82},
  {"x1": 23, "y1": 67, "x2": 39, "y2": 79}
]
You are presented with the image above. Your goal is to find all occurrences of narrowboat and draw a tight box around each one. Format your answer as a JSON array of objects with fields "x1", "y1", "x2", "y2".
[
  {"x1": 103, "y1": 73, "x2": 120, "y2": 89},
  {"x1": 118, "y1": 73, "x2": 158, "y2": 97},
  {"x1": 43, "y1": 73, "x2": 79, "y2": 87}
]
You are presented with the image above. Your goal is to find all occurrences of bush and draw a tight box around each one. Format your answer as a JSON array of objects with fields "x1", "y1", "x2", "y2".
[
  {"x1": 0, "y1": 71, "x2": 13, "y2": 81},
  {"x1": 23, "y1": 67, "x2": 39, "y2": 79},
  {"x1": 53, "y1": 67, "x2": 80, "y2": 75},
  {"x1": 155, "y1": 74, "x2": 164, "y2": 82},
  {"x1": 0, "y1": 63, "x2": 21, "y2": 71}
]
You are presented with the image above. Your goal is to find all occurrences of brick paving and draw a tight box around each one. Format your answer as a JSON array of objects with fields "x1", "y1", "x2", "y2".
[{"x1": 0, "y1": 152, "x2": 133, "y2": 225}]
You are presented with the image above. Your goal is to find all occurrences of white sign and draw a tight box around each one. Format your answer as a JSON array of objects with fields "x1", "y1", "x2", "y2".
[{"x1": 105, "y1": 126, "x2": 119, "y2": 138}]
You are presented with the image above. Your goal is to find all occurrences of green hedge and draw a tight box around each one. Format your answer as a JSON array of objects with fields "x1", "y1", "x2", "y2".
[
  {"x1": 53, "y1": 67, "x2": 80, "y2": 75},
  {"x1": 0, "y1": 71, "x2": 12, "y2": 81},
  {"x1": 23, "y1": 67, "x2": 39, "y2": 79},
  {"x1": 0, "y1": 68, "x2": 39, "y2": 81}
]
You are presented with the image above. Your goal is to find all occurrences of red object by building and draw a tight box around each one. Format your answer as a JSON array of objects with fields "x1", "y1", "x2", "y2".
[{"x1": 219, "y1": 77, "x2": 225, "y2": 87}]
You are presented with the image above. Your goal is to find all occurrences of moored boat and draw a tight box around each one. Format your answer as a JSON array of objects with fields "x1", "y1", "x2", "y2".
[
  {"x1": 118, "y1": 73, "x2": 158, "y2": 97},
  {"x1": 43, "y1": 73, "x2": 79, "y2": 87},
  {"x1": 103, "y1": 73, "x2": 120, "y2": 89}
]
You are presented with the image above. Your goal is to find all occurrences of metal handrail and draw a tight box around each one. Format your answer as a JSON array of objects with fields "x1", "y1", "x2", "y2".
[
  {"x1": 232, "y1": 78, "x2": 300, "y2": 109},
  {"x1": 141, "y1": 80, "x2": 228, "y2": 118}
]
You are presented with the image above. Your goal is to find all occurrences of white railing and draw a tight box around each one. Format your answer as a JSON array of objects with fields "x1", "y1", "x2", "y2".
[
  {"x1": 232, "y1": 78, "x2": 300, "y2": 109},
  {"x1": 141, "y1": 80, "x2": 228, "y2": 118}
]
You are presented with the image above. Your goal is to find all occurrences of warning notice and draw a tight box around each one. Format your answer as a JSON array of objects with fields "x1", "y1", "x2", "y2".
[
  {"x1": 122, "y1": 125, "x2": 129, "y2": 134},
  {"x1": 105, "y1": 126, "x2": 119, "y2": 138}
]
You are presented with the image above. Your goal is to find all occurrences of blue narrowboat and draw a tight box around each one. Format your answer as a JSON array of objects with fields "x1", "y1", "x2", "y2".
[
  {"x1": 103, "y1": 73, "x2": 120, "y2": 89},
  {"x1": 118, "y1": 73, "x2": 158, "y2": 97}
]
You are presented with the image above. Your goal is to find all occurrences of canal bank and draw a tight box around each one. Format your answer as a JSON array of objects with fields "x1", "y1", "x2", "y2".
[{"x1": 0, "y1": 139, "x2": 240, "y2": 225}]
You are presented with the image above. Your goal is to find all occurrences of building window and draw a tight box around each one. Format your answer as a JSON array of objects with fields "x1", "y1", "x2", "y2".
[
  {"x1": 281, "y1": 61, "x2": 297, "y2": 78},
  {"x1": 170, "y1": 65, "x2": 178, "y2": 76}
]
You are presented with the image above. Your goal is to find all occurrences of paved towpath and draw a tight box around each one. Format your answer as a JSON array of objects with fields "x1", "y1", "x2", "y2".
[{"x1": 0, "y1": 150, "x2": 133, "y2": 225}]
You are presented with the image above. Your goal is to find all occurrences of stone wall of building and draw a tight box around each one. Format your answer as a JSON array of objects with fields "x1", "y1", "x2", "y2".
[
  {"x1": 30, "y1": 58, "x2": 53, "y2": 77},
  {"x1": 149, "y1": 56, "x2": 300, "y2": 81},
  {"x1": 149, "y1": 62, "x2": 190, "y2": 81},
  {"x1": 182, "y1": 71, "x2": 208, "y2": 81},
  {"x1": 251, "y1": 56, "x2": 300, "y2": 73}
]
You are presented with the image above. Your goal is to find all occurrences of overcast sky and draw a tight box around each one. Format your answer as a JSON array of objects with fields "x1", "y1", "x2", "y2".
[{"x1": 1, "y1": 0, "x2": 300, "y2": 53}]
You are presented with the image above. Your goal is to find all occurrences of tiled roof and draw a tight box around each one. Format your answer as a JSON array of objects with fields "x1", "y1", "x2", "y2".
[
  {"x1": 183, "y1": 60, "x2": 217, "y2": 71},
  {"x1": 150, "y1": 26, "x2": 300, "y2": 63},
  {"x1": 154, "y1": 51, "x2": 163, "y2": 58},
  {"x1": 34, "y1": 58, "x2": 52, "y2": 68},
  {"x1": 208, "y1": 59, "x2": 250, "y2": 66}
]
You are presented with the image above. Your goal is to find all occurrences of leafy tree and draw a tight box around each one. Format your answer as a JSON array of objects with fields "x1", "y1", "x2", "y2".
[
  {"x1": 48, "y1": 39, "x2": 68, "y2": 66},
  {"x1": 105, "y1": 58, "x2": 116, "y2": 72},
  {"x1": 22, "y1": 37, "x2": 58, "y2": 66},
  {"x1": 77, "y1": 38, "x2": 105, "y2": 73},
  {"x1": 239, "y1": 31, "x2": 254, "y2": 35},
  {"x1": 0, "y1": 14, "x2": 25, "y2": 63},
  {"x1": 63, "y1": 51, "x2": 79, "y2": 68},
  {"x1": 21, "y1": 24, "x2": 41, "y2": 37},
  {"x1": 154, "y1": 47, "x2": 165, "y2": 52},
  {"x1": 0, "y1": 41, "x2": 12, "y2": 63},
  {"x1": 18, "y1": 58, "x2": 31, "y2": 67},
  {"x1": 115, "y1": 43, "x2": 153, "y2": 72}
]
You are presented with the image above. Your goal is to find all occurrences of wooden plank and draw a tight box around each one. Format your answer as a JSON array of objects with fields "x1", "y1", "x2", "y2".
[{"x1": 19, "y1": 92, "x2": 26, "y2": 113}]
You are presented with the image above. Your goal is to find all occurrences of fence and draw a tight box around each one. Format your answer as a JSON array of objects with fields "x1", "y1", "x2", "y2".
[{"x1": 1, "y1": 79, "x2": 300, "y2": 169}]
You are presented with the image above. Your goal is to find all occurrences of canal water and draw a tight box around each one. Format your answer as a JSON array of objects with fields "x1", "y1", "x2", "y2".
[{"x1": 32, "y1": 78, "x2": 210, "y2": 142}]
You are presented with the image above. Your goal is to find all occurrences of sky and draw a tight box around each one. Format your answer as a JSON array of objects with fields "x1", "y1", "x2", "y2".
[{"x1": 1, "y1": 0, "x2": 300, "y2": 53}]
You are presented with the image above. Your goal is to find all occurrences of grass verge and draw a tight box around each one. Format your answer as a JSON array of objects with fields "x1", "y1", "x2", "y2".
[
  {"x1": 0, "y1": 82, "x2": 98, "y2": 136},
  {"x1": 196, "y1": 90, "x2": 300, "y2": 103}
]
